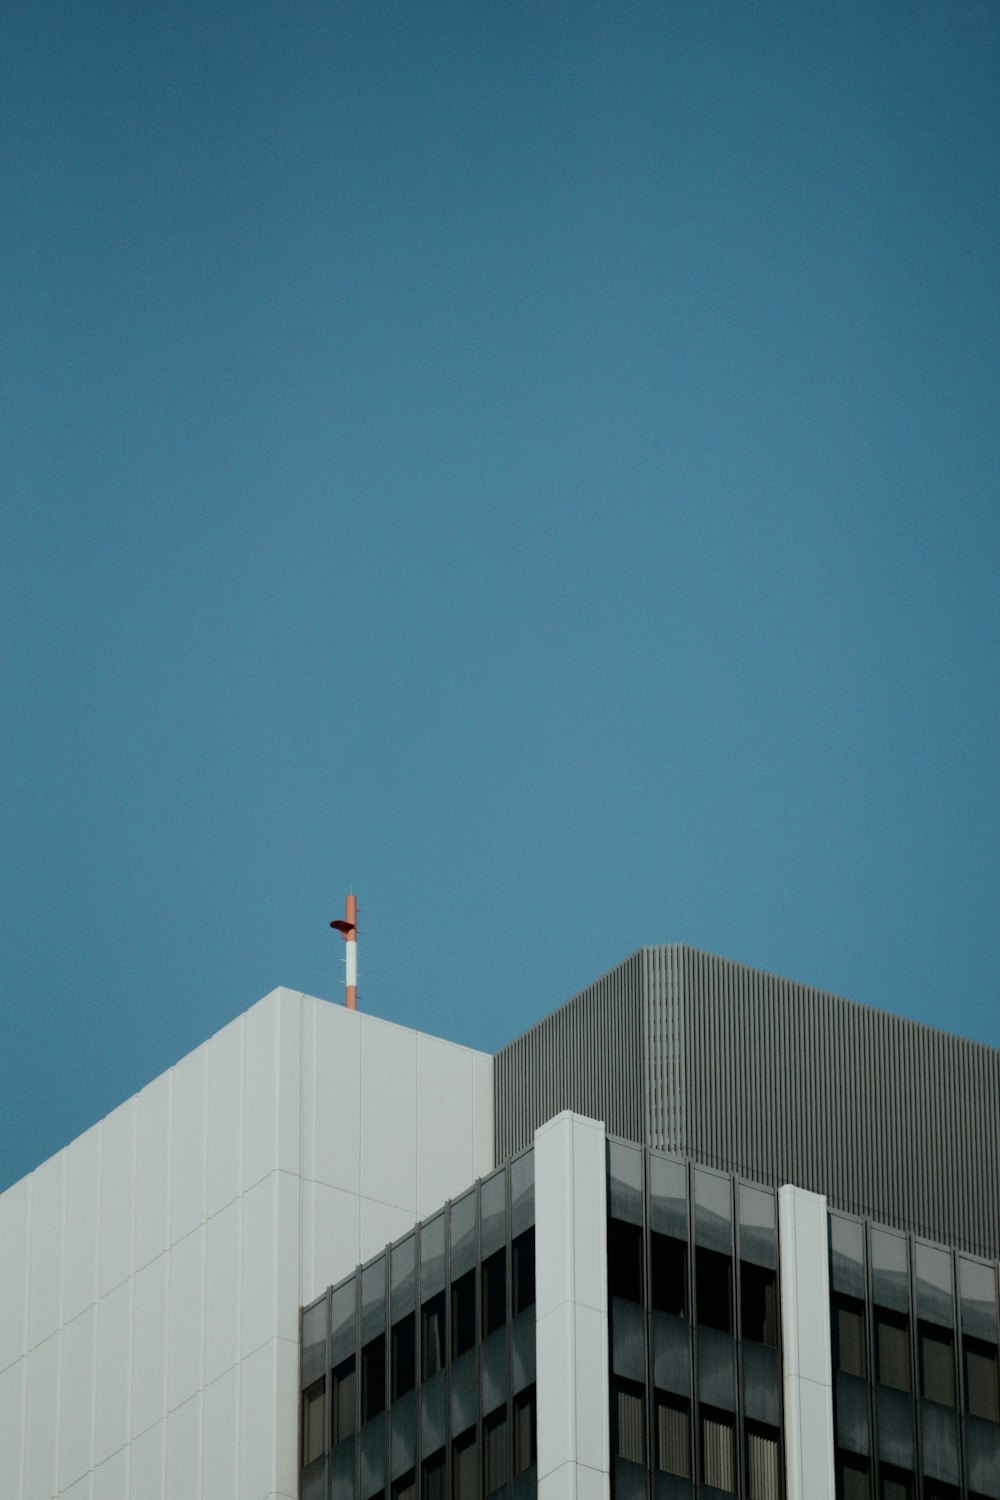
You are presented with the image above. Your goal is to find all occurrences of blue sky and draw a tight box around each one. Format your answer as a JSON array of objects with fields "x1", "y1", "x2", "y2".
[{"x1": 3, "y1": 0, "x2": 998, "y2": 1193}]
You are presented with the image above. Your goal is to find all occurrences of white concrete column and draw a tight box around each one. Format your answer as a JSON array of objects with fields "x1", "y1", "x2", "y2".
[
  {"x1": 534, "y1": 1111, "x2": 611, "y2": 1500},
  {"x1": 778, "y1": 1184, "x2": 836, "y2": 1500}
]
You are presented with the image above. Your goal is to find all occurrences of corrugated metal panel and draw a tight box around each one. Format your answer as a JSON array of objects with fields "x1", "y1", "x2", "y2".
[
  {"x1": 493, "y1": 952, "x2": 645, "y2": 1160},
  {"x1": 497, "y1": 944, "x2": 1000, "y2": 1260},
  {"x1": 650, "y1": 946, "x2": 1000, "y2": 1260}
]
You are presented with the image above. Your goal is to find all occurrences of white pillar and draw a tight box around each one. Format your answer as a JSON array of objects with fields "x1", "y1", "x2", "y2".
[
  {"x1": 778, "y1": 1183, "x2": 836, "y2": 1500},
  {"x1": 534, "y1": 1112, "x2": 611, "y2": 1500}
]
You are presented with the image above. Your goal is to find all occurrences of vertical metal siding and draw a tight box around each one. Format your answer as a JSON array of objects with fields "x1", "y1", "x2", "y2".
[
  {"x1": 652, "y1": 946, "x2": 1000, "y2": 1260},
  {"x1": 497, "y1": 945, "x2": 1000, "y2": 1260},
  {"x1": 493, "y1": 952, "x2": 645, "y2": 1161}
]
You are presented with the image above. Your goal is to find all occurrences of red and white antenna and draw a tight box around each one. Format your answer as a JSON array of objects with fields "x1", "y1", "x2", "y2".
[{"x1": 330, "y1": 893, "x2": 358, "y2": 1009}]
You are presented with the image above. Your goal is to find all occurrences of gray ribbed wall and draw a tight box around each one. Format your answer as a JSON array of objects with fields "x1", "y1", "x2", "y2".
[
  {"x1": 493, "y1": 949, "x2": 645, "y2": 1162},
  {"x1": 494, "y1": 945, "x2": 1000, "y2": 1261}
]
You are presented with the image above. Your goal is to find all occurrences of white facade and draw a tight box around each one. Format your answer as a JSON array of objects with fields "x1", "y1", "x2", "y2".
[{"x1": 0, "y1": 989, "x2": 493, "y2": 1500}]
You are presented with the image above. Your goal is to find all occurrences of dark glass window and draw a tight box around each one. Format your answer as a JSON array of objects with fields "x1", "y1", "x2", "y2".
[
  {"x1": 741, "y1": 1262, "x2": 778, "y2": 1347},
  {"x1": 875, "y1": 1308, "x2": 911, "y2": 1393},
  {"x1": 452, "y1": 1427, "x2": 478, "y2": 1500},
  {"x1": 836, "y1": 1452, "x2": 870, "y2": 1500},
  {"x1": 655, "y1": 1392, "x2": 690, "y2": 1478},
  {"x1": 392, "y1": 1471, "x2": 416, "y2": 1500},
  {"x1": 483, "y1": 1406, "x2": 509, "y2": 1496},
  {"x1": 745, "y1": 1422, "x2": 780, "y2": 1500},
  {"x1": 924, "y1": 1485, "x2": 960, "y2": 1500},
  {"x1": 513, "y1": 1386, "x2": 536, "y2": 1475},
  {"x1": 965, "y1": 1336, "x2": 1000, "y2": 1421},
  {"x1": 700, "y1": 1407, "x2": 736, "y2": 1494},
  {"x1": 608, "y1": 1218, "x2": 644, "y2": 1304},
  {"x1": 696, "y1": 1248, "x2": 733, "y2": 1334},
  {"x1": 392, "y1": 1313, "x2": 416, "y2": 1400},
  {"x1": 332, "y1": 1356, "x2": 357, "y2": 1443},
  {"x1": 512, "y1": 1229, "x2": 535, "y2": 1315},
  {"x1": 361, "y1": 1335, "x2": 385, "y2": 1421},
  {"x1": 451, "y1": 1270, "x2": 476, "y2": 1359},
  {"x1": 834, "y1": 1296, "x2": 867, "y2": 1378},
  {"x1": 612, "y1": 1378, "x2": 646, "y2": 1464},
  {"x1": 919, "y1": 1322, "x2": 955, "y2": 1406},
  {"x1": 879, "y1": 1466, "x2": 913, "y2": 1500},
  {"x1": 302, "y1": 1378, "x2": 325, "y2": 1466},
  {"x1": 651, "y1": 1233, "x2": 686, "y2": 1317},
  {"x1": 422, "y1": 1450, "x2": 446, "y2": 1500},
  {"x1": 482, "y1": 1248, "x2": 506, "y2": 1338},
  {"x1": 421, "y1": 1292, "x2": 446, "y2": 1379}
]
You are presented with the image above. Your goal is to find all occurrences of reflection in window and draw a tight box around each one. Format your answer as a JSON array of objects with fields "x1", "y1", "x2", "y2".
[
  {"x1": 512, "y1": 1229, "x2": 535, "y2": 1315},
  {"x1": 834, "y1": 1296, "x2": 867, "y2": 1378},
  {"x1": 392, "y1": 1313, "x2": 415, "y2": 1399},
  {"x1": 452, "y1": 1270, "x2": 476, "y2": 1358},
  {"x1": 701, "y1": 1407, "x2": 736, "y2": 1494},
  {"x1": 875, "y1": 1307, "x2": 911, "y2": 1393},
  {"x1": 482, "y1": 1248, "x2": 506, "y2": 1338},
  {"x1": 513, "y1": 1386, "x2": 536, "y2": 1475},
  {"x1": 918, "y1": 1321, "x2": 955, "y2": 1406},
  {"x1": 608, "y1": 1218, "x2": 644, "y2": 1303},
  {"x1": 651, "y1": 1233, "x2": 686, "y2": 1318},
  {"x1": 746, "y1": 1422, "x2": 780, "y2": 1500},
  {"x1": 483, "y1": 1405, "x2": 509, "y2": 1496},
  {"x1": 302, "y1": 1378, "x2": 325, "y2": 1465},
  {"x1": 421, "y1": 1292, "x2": 445, "y2": 1379},
  {"x1": 612, "y1": 1379, "x2": 646, "y2": 1464},
  {"x1": 696, "y1": 1248, "x2": 733, "y2": 1334},
  {"x1": 655, "y1": 1393, "x2": 690, "y2": 1478},
  {"x1": 452, "y1": 1427, "x2": 478, "y2": 1500},
  {"x1": 332, "y1": 1356, "x2": 356, "y2": 1443},
  {"x1": 741, "y1": 1262, "x2": 778, "y2": 1347},
  {"x1": 965, "y1": 1336, "x2": 1000, "y2": 1421}
]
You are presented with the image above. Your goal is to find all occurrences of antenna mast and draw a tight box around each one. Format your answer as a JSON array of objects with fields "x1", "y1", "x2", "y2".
[{"x1": 330, "y1": 893, "x2": 358, "y2": 1009}]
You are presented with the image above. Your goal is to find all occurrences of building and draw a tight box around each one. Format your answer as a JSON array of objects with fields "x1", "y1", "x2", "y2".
[{"x1": 0, "y1": 945, "x2": 998, "y2": 1500}]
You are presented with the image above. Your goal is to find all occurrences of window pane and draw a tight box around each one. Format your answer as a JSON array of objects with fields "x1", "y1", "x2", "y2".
[
  {"x1": 392, "y1": 1473, "x2": 416, "y2": 1500},
  {"x1": 608, "y1": 1219, "x2": 644, "y2": 1304},
  {"x1": 696, "y1": 1248, "x2": 733, "y2": 1333},
  {"x1": 879, "y1": 1467, "x2": 913, "y2": 1500},
  {"x1": 919, "y1": 1322, "x2": 955, "y2": 1406},
  {"x1": 332, "y1": 1356, "x2": 357, "y2": 1444},
  {"x1": 741, "y1": 1263, "x2": 778, "y2": 1347},
  {"x1": 422, "y1": 1450, "x2": 446, "y2": 1500},
  {"x1": 701, "y1": 1409, "x2": 736, "y2": 1493},
  {"x1": 482, "y1": 1248, "x2": 506, "y2": 1338},
  {"x1": 392, "y1": 1313, "x2": 416, "y2": 1400},
  {"x1": 421, "y1": 1292, "x2": 445, "y2": 1379},
  {"x1": 655, "y1": 1394, "x2": 690, "y2": 1478},
  {"x1": 651, "y1": 1233, "x2": 686, "y2": 1318},
  {"x1": 834, "y1": 1297, "x2": 867, "y2": 1379},
  {"x1": 746, "y1": 1424, "x2": 780, "y2": 1500},
  {"x1": 302, "y1": 1378, "x2": 325, "y2": 1466},
  {"x1": 483, "y1": 1406, "x2": 509, "y2": 1496},
  {"x1": 875, "y1": 1308, "x2": 911, "y2": 1393},
  {"x1": 512, "y1": 1229, "x2": 535, "y2": 1316},
  {"x1": 965, "y1": 1337, "x2": 1000, "y2": 1421},
  {"x1": 837, "y1": 1452, "x2": 870, "y2": 1500},
  {"x1": 613, "y1": 1380, "x2": 646, "y2": 1464},
  {"x1": 452, "y1": 1428, "x2": 478, "y2": 1500},
  {"x1": 513, "y1": 1387, "x2": 536, "y2": 1475},
  {"x1": 451, "y1": 1270, "x2": 476, "y2": 1359},
  {"x1": 362, "y1": 1335, "x2": 385, "y2": 1421}
]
